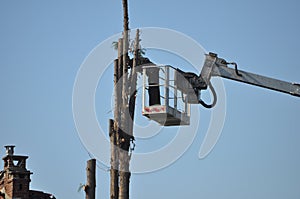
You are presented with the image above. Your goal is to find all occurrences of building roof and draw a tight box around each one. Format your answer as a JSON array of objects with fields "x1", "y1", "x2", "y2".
[{"x1": 29, "y1": 190, "x2": 56, "y2": 199}]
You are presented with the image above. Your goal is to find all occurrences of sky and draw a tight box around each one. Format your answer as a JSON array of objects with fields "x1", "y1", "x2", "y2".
[{"x1": 1, "y1": 0, "x2": 300, "y2": 199}]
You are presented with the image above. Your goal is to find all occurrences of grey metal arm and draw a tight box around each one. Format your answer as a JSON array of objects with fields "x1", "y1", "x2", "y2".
[
  {"x1": 211, "y1": 64, "x2": 300, "y2": 97},
  {"x1": 198, "y1": 52, "x2": 300, "y2": 107}
]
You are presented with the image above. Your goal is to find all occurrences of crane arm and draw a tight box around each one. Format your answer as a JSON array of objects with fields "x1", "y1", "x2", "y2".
[
  {"x1": 195, "y1": 52, "x2": 300, "y2": 107},
  {"x1": 211, "y1": 62, "x2": 300, "y2": 97}
]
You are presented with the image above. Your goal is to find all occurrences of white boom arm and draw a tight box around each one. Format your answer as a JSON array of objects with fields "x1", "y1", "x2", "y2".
[{"x1": 197, "y1": 52, "x2": 300, "y2": 107}]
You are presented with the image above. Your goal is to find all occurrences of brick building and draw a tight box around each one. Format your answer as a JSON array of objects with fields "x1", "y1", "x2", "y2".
[{"x1": 0, "y1": 146, "x2": 56, "y2": 199}]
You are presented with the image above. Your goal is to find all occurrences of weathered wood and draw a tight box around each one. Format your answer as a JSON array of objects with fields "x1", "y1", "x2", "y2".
[
  {"x1": 114, "y1": 59, "x2": 120, "y2": 134},
  {"x1": 110, "y1": 38, "x2": 124, "y2": 199},
  {"x1": 119, "y1": 1, "x2": 131, "y2": 199},
  {"x1": 109, "y1": 119, "x2": 119, "y2": 199},
  {"x1": 128, "y1": 29, "x2": 140, "y2": 138},
  {"x1": 117, "y1": 38, "x2": 124, "y2": 133},
  {"x1": 118, "y1": 30, "x2": 140, "y2": 199},
  {"x1": 118, "y1": 153, "x2": 130, "y2": 199},
  {"x1": 86, "y1": 159, "x2": 96, "y2": 199},
  {"x1": 122, "y1": 0, "x2": 129, "y2": 33},
  {"x1": 118, "y1": 31, "x2": 140, "y2": 199}
]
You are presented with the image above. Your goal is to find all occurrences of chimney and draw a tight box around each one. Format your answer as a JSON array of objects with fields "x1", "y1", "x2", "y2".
[{"x1": 4, "y1": 145, "x2": 15, "y2": 156}]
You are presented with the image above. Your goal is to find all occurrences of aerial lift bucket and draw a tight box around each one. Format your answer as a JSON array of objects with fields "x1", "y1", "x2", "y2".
[{"x1": 142, "y1": 65, "x2": 192, "y2": 126}]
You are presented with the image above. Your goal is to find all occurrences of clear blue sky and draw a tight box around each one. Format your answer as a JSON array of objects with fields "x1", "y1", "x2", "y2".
[{"x1": 1, "y1": 1, "x2": 300, "y2": 199}]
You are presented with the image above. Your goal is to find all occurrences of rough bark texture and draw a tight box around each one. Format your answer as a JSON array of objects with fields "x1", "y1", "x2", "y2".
[
  {"x1": 119, "y1": 1, "x2": 131, "y2": 199},
  {"x1": 128, "y1": 29, "x2": 140, "y2": 138},
  {"x1": 118, "y1": 30, "x2": 140, "y2": 199},
  {"x1": 122, "y1": 0, "x2": 129, "y2": 34},
  {"x1": 109, "y1": 118, "x2": 119, "y2": 199},
  {"x1": 111, "y1": 38, "x2": 124, "y2": 199},
  {"x1": 86, "y1": 159, "x2": 96, "y2": 199},
  {"x1": 117, "y1": 38, "x2": 124, "y2": 125}
]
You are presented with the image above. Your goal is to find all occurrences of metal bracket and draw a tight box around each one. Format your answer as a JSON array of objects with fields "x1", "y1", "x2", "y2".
[{"x1": 199, "y1": 52, "x2": 218, "y2": 87}]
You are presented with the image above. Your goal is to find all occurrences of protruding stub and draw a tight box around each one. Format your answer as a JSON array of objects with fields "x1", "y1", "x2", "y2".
[{"x1": 4, "y1": 145, "x2": 15, "y2": 156}]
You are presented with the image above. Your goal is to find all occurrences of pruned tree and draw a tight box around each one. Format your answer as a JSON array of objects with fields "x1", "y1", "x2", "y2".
[
  {"x1": 118, "y1": 0, "x2": 131, "y2": 198},
  {"x1": 111, "y1": 1, "x2": 143, "y2": 199}
]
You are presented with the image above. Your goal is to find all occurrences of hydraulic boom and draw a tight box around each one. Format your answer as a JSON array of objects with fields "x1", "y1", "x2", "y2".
[{"x1": 179, "y1": 52, "x2": 300, "y2": 108}]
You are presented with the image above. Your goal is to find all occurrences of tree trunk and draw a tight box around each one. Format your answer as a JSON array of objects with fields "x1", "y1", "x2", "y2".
[
  {"x1": 128, "y1": 29, "x2": 140, "y2": 137},
  {"x1": 109, "y1": 118, "x2": 119, "y2": 199},
  {"x1": 122, "y1": 0, "x2": 129, "y2": 33},
  {"x1": 86, "y1": 159, "x2": 96, "y2": 199},
  {"x1": 119, "y1": 0, "x2": 131, "y2": 199},
  {"x1": 111, "y1": 38, "x2": 124, "y2": 199}
]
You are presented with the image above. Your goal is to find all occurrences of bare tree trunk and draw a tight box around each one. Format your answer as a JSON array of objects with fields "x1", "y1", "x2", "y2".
[
  {"x1": 119, "y1": 0, "x2": 131, "y2": 199},
  {"x1": 122, "y1": 0, "x2": 129, "y2": 33},
  {"x1": 109, "y1": 118, "x2": 119, "y2": 199},
  {"x1": 118, "y1": 151, "x2": 130, "y2": 199},
  {"x1": 111, "y1": 38, "x2": 125, "y2": 199},
  {"x1": 121, "y1": 0, "x2": 129, "y2": 113},
  {"x1": 86, "y1": 159, "x2": 96, "y2": 199},
  {"x1": 128, "y1": 29, "x2": 140, "y2": 137},
  {"x1": 117, "y1": 39, "x2": 124, "y2": 122}
]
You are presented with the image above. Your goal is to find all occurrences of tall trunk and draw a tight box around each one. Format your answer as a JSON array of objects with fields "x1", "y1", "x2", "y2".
[
  {"x1": 121, "y1": 0, "x2": 129, "y2": 137},
  {"x1": 86, "y1": 159, "x2": 96, "y2": 199},
  {"x1": 110, "y1": 118, "x2": 119, "y2": 199},
  {"x1": 111, "y1": 61, "x2": 119, "y2": 199},
  {"x1": 122, "y1": 0, "x2": 129, "y2": 33},
  {"x1": 111, "y1": 39, "x2": 124, "y2": 199},
  {"x1": 118, "y1": 29, "x2": 140, "y2": 199},
  {"x1": 128, "y1": 29, "x2": 140, "y2": 136},
  {"x1": 119, "y1": 0, "x2": 131, "y2": 199}
]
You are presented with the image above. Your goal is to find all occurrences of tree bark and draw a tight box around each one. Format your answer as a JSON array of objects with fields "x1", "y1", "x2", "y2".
[
  {"x1": 86, "y1": 159, "x2": 96, "y2": 199},
  {"x1": 119, "y1": 1, "x2": 131, "y2": 199},
  {"x1": 122, "y1": 0, "x2": 129, "y2": 33},
  {"x1": 128, "y1": 29, "x2": 140, "y2": 137},
  {"x1": 109, "y1": 118, "x2": 119, "y2": 199}
]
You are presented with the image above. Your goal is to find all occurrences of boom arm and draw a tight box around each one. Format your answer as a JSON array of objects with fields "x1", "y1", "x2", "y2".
[{"x1": 196, "y1": 52, "x2": 300, "y2": 107}]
